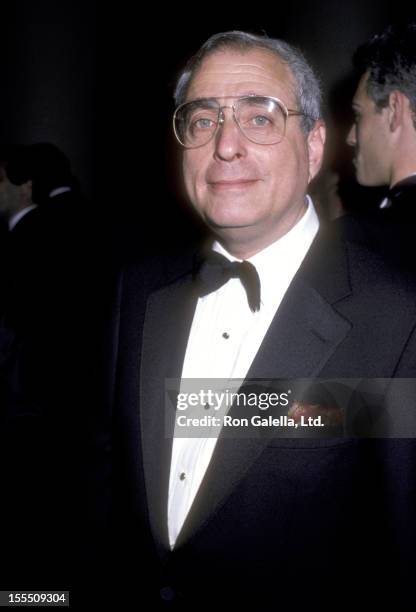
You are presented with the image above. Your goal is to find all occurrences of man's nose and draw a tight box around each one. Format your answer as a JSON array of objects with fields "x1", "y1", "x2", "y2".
[
  {"x1": 213, "y1": 109, "x2": 246, "y2": 161},
  {"x1": 346, "y1": 124, "x2": 356, "y2": 147}
]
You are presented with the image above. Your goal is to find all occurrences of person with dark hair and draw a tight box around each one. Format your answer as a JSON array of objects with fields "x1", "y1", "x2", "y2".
[
  {"x1": 0, "y1": 143, "x2": 87, "y2": 332},
  {"x1": 344, "y1": 23, "x2": 416, "y2": 266},
  {"x1": 0, "y1": 142, "x2": 80, "y2": 226},
  {"x1": 348, "y1": 22, "x2": 416, "y2": 198},
  {"x1": 0, "y1": 149, "x2": 36, "y2": 234},
  {"x1": 0, "y1": 143, "x2": 101, "y2": 594},
  {"x1": 105, "y1": 31, "x2": 416, "y2": 609}
]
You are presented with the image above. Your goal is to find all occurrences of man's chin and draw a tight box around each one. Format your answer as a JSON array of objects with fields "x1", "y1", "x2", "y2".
[
  {"x1": 202, "y1": 205, "x2": 257, "y2": 230},
  {"x1": 205, "y1": 216, "x2": 254, "y2": 232},
  {"x1": 354, "y1": 166, "x2": 383, "y2": 187}
]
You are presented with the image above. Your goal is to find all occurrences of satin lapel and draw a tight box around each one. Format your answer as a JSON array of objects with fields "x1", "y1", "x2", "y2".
[
  {"x1": 246, "y1": 276, "x2": 352, "y2": 380},
  {"x1": 175, "y1": 229, "x2": 353, "y2": 548},
  {"x1": 140, "y1": 274, "x2": 197, "y2": 553}
]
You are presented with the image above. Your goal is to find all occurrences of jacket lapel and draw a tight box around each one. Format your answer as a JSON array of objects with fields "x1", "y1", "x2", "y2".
[
  {"x1": 246, "y1": 277, "x2": 351, "y2": 380},
  {"x1": 139, "y1": 272, "x2": 198, "y2": 553}
]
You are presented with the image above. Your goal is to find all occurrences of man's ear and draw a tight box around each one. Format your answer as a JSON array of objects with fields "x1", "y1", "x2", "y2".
[
  {"x1": 387, "y1": 90, "x2": 407, "y2": 132},
  {"x1": 307, "y1": 120, "x2": 326, "y2": 183}
]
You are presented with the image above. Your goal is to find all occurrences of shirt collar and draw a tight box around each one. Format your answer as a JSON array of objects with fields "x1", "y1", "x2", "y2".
[
  {"x1": 9, "y1": 204, "x2": 38, "y2": 231},
  {"x1": 49, "y1": 186, "x2": 72, "y2": 198},
  {"x1": 380, "y1": 174, "x2": 416, "y2": 209},
  {"x1": 390, "y1": 173, "x2": 416, "y2": 194},
  {"x1": 212, "y1": 195, "x2": 320, "y2": 308}
]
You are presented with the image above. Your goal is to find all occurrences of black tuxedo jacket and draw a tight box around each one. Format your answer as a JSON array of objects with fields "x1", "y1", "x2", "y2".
[
  {"x1": 106, "y1": 226, "x2": 416, "y2": 609},
  {"x1": 338, "y1": 175, "x2": 416, "y2": 273}
]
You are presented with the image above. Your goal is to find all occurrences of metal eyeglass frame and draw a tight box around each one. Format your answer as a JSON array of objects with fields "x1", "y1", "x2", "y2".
[{"x1": 173, "y1": 95, "x2": 307, "y2": 148}]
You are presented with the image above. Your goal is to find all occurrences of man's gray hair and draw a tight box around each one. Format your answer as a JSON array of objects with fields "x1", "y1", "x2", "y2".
[{"x1": 174, "y1": 31, "x2": 323, "y2": 134}]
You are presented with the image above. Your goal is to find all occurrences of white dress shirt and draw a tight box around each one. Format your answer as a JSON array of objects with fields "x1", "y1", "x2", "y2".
[{"x1": 168, "y1": 197, "x2": 320, "y2": 548}]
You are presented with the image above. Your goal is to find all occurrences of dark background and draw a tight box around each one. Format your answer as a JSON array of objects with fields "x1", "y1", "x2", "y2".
[
  {"x1": 0, "y1": 0, "x2": 414, "y2": 260},
  {"x1": 1, "y1": 1, "x2": 415, "y2": 599}
]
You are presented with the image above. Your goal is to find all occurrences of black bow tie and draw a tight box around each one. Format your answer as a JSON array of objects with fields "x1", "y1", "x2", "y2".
[{"x1": 195, "y1": 250, "x2": 261, "y2": 312}]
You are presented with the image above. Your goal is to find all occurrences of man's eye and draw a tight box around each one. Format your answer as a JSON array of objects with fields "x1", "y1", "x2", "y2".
[
  {"x1": 253, "y1": 115, "x2": 270, "y2": 126},
  {"x1": 243, "y1": 114, "x2": 273, "y2": 128},
  {"x1": 193, "y1": 117, "x2": 215, "y2": 129}
]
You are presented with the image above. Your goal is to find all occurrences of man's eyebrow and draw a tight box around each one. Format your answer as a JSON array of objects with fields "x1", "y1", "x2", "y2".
[
  {"x1": 189, "y1": 93, "x2": 263, "y2": 103},
  {"x1": 188, "y1": 97, "x2": 219, "y2": 105}
]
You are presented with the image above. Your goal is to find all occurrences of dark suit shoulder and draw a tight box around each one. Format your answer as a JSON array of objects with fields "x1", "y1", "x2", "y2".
[
  {"x1": 335, "y1": 204, "x2": 416, "y2": 272},
  {"x1": 120, "y1": 248, "x2": 196, "y2": 299},
  {"x1": 306, "y1": 224, "x2": 416, "y2": 332},
  {"x1": 344, "y1": 234, "x2": 416, "y2": 294}
]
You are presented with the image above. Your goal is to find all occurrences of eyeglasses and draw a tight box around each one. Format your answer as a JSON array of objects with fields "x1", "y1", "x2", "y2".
[{"x1": 173, "y1": 95, "x2": 307, "y2": 148}]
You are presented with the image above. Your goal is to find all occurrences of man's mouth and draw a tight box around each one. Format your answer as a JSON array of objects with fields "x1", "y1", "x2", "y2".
[{"x1": 207, "y1": 179, "x2": 258, "y2": 190}]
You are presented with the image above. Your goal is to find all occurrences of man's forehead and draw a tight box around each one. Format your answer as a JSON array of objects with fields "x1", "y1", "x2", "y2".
[{"x1": 187, "y1": 48, "x2": 294, "y2": 100}]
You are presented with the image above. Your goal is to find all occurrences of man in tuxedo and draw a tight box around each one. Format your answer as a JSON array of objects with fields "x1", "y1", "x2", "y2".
[
  {"x1": 344, "y1": 23, "x2": 416, "y2": 268},
  {"x1": 108, "y1": 31, "x2": 416, "y2": 609}
]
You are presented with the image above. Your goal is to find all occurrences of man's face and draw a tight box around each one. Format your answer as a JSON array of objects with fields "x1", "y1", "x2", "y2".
[
  {"x1": 347, "y1": 72, "x2": 392, "y2": 186},
  {"x1": 181, "y1": 49, "x2": 325, "y2": 254}
]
